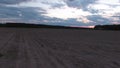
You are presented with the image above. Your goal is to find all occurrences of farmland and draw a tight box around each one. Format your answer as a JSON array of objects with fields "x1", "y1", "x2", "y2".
[{"x1": 0, "y1": 28, "x2": 120, "y2": 68}]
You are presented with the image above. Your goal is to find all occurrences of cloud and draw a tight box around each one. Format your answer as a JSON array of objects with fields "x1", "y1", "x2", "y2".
[
  {"x1": 0, "y1": 0, "x2": 30, "y2": 4},
  {"x1": 87, "y1": 0, "x2": 120, "y2": 24},
  {"x1": 6, "y1": 0, "x2": 92, "y2": 23},
  {"x1": 0, "y1": 0, "x2": 120, "y2": 26},
  {"x1": 42, "y1": 5, "x2": 92, "y2": 20},
  {"x1": 96, "y1": 0, "x2": 120, "y2": 5},
  {"x1": 88, "y1": 0, "x2": 120, "y2": 15},
  {"x1": 6, "y1": 0, "x2": 65, "y2": 8},
  {"x1": 64, "y1": 0, "x2": 96, "y2": 8}
]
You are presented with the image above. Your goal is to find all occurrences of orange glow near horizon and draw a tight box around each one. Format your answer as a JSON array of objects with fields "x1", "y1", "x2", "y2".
[{"x1": 70, "y1": 26, "x2": 95, "y2": 28}]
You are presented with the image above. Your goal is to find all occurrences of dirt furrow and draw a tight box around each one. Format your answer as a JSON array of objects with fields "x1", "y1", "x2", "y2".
[
  {"x1": 29, "y1": 34, "x2": 71, "y2": 68},
  {"x1": 0, "y1": 32, "x2": 15, "y2": 51},
  {"x1": 26, "y1": 36, "x2": 58, "y2": 68},
  {"x1": 0, "y1": 32, "x2": 19, "y2": 68}
]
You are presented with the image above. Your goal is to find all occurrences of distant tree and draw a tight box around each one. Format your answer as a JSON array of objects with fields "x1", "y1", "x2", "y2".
[{"x1": 94, "y1": 24, "x2": 120, "y2": 30}]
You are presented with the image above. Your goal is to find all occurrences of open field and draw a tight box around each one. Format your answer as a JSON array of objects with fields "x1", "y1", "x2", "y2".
[{"x1": 0, "y1": 28, "x2": 120, "y2": 68}]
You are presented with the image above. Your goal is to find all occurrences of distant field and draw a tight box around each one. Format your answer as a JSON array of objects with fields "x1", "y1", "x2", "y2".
[{"x1": 0, "y1": 28, "x2": 120, "y2": 68}]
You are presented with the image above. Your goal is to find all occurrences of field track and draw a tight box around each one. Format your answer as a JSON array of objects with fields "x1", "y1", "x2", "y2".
[{"x1": 0, "y1": 28, "x2": 120, "y2": 68}]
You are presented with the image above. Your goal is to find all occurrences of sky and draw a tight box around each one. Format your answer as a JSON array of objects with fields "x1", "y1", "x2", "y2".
[{"x1": 0, "y1": 0, "x2": 120, "y2": 27}]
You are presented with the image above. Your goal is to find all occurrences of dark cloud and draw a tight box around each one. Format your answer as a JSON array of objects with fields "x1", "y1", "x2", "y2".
[
  {"x1": 0, "y1": 0, "x2": 30, "y2": 4},
  {"x1": 87, "y1": 15, "x2": 111, "y2": 25},
  {"x1": 42, "y1": 18, "x2": 91, "y2": 26},
  {"x1": 65, "y1": 0, "x2": 96, "y2": 9},
  {"x1": 0, "y1": 5, "x2": 45, "y2": 22}
]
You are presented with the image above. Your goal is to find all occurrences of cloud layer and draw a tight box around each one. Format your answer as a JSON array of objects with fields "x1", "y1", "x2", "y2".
[{"x1": 0, "y1": 0, "x2": 120, "y2": 26}]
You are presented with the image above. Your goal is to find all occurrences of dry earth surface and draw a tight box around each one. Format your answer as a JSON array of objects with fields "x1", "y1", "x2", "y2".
[{"x1": 0, "y1": 28, "x2": 120, "y2": 68}]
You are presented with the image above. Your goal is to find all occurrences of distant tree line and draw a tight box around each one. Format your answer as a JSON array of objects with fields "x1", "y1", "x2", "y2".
[
  {"x1": 94, "y1": 24, "x2": 120, "y2": 30},
  {"x1": 2, "y1": 22, "x2": 120, "y2": 30},
  {"x1": 0, "y1": 22, "x2": 91, "y2": 29},
  {"x1": 0, "y1": 23, "x2": 65, "y2": 28}
]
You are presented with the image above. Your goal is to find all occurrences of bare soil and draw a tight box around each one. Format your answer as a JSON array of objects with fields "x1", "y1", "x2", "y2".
[{"x1": 0, "y1": 28, "x2": 120, "y2": 68}]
